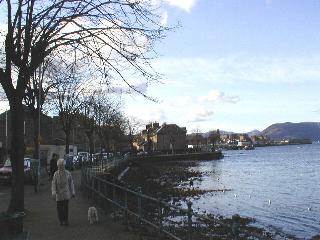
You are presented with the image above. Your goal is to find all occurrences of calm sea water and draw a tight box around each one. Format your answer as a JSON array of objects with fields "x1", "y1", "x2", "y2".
[{"x1": 190, "y1": 144, "x2": 320, "y2": 239}]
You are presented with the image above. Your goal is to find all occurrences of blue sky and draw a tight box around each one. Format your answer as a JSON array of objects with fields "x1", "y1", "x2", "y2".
[
  {"x1": 1, "y1": 0, "x2": 320, "y2": 133},
  {"x1": 124, "y1": 0, "x2": 320, "y2": 133}
]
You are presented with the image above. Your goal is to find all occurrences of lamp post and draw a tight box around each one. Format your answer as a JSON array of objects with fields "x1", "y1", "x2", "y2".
[
  {"x1": 169, "y1": 135, "x2": 174, "y2": 155},
  {"x1": 72, "y1": 124, "x2": 80, "y2": 152},
  {"x1": 34, "y1": 82, "x2": 41, "y2": 192},
  {"x1": 72, "y1": 127, "x2": 75, "y2": 146},
  {"x1": 5, "y1": 109, "x2": 8, "y2": 158},
  {"x1": 38, "y1": 82, "x2": 41, "y2": 158}
]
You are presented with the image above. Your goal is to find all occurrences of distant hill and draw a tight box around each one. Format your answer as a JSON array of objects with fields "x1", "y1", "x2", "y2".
[
  {"x1": 247, "y1": 129, "x2": 262, "y2": 137},
  {"x1": 262, "y1": 122, "x2": 320, "y2": 141},
  {"x1": 200, "y1": 123, "x2": 320, "y2": 141},
  {"x1": 202, "y1": 130, "x2": 234, "y2": 138}
]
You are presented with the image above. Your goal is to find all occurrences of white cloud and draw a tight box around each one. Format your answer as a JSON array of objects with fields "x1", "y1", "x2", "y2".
[
  {"x1": 126, "y1": 105, "x2": 167, "y2": 123},
  {"x1": 164, "y1": 0, "x2": 198, "y2": 12},
  {"x1": 187, "y1": 107, "x2": 214, "y2": 122},
  {"x1": 161, "y1": 11, "x2": 169, "y2": 26},
  {"x1": 166, "y1": 96, "x2": 192, "y2": 107},
  {"x1": 154, "y1": 55, "x2": 320, "y2": 84},
  {"x1": 110, "y1": 82, "x2": 148, "y2": 95},
  {"x1": 199, "y1": 89, "x2": 239, "y2": 104},
  {"x1": 0, "y1": 100, "x2": 9, "y2": 113},
  {"x1": 265, "y1": 0, "x2": 272, "y2": 7}
]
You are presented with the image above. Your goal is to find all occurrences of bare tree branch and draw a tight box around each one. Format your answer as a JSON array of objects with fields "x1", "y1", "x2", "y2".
[{"x1": 0, "y1": 0, "x2": 171, "y2": 224}]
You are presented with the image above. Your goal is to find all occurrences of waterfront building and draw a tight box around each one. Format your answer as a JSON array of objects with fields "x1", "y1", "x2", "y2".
[
  {"x1": 139, "y1": 122, "x2": 187, "y2": 153},
  {"x1": 156, "y1": 124, "x2": 187, "y2": 152}
]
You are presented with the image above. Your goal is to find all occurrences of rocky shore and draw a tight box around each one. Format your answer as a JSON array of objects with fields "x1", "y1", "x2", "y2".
[
  {"x1": 91, "y1": 153, "x2": 320, "y2": 240},
  {"x1": 104, "y1": 159, "x2": 294, "y2": 239}
]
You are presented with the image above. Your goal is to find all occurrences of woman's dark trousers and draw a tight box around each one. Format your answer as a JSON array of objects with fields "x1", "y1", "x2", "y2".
[{"x1": 57, "y1": 200, "x2": 69, "y2": 224}]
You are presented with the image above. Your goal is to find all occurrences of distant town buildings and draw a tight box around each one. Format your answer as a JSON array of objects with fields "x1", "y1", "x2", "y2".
[
  {"x1": 0, "y1": 107, "x2": 57, "y2": 151},
  {"x1": 136, "y1": 122, "x2": 187, "y2": 153},
  {"x1": 0, "y1": 108, "x2": 130, "y2": 156},
  {"x1": 0, "y1": 107, "x2": 311, "y2": 161}
]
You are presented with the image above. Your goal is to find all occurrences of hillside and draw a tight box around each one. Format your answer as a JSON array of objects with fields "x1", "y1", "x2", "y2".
[
  {"x1": 262, "y1": 122, "x2": 320, "y2": 141},
  {"x1": 247, "y1": 129, "x2": 262, "y2": 137}
]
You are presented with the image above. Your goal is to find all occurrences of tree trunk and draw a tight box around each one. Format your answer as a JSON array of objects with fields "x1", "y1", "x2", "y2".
[
  {"x1": 129, "y1": 134, "x2": 134, "y2": 152},
  {"x1": 65, "y1": 130, "x2": 70, "y2": 155},
  {"x1": 87, "y1": 133, "x2": 94, "y2": 154},
  {"x1": 32, "y1": 111, "x2": 39, "y2": 159},
  {"x1": 98, "y1": 132, "x2": 104, "y2": 152},
  {"x1": 8, "y1": 99, "x2": 25, "y2": 234},
  {"x1": 105, "y1": 134, "x2": 110, "y2": 152}
]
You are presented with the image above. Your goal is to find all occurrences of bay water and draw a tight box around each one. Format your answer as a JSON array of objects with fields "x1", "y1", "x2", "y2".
[{"x1": 191, "y1": 144, "x2": 320, "y2": 239}]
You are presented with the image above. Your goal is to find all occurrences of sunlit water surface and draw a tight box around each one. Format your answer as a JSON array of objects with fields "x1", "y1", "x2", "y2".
[{"x1": 190, "y1": 144, "x2": 320, "y2": 239}]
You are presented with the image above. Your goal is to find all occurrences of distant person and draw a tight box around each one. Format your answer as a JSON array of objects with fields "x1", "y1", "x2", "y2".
[
  {"x1": 52, "y1": 159, "x2": 75, "y2": 226},
  {"x1": 0, "y1": 147, "x2": 5, "y2": 164},
  {"x1": 65, "y1": 155, "x2": 73, "y2": 171},
  {"x1": 189, "y1": 179, "x2": 194, "y2": 189},
  {"x1": 77, "y1": 156, "x2": 82, "y2": 168},
  {"x1": 49, "y1": 154, "x2": 58, "y2": 179}
]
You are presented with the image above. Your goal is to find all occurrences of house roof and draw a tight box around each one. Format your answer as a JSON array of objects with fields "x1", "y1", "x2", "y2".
[{"x1": 156, "y1": 124, "x2": 187, "y2": 135}]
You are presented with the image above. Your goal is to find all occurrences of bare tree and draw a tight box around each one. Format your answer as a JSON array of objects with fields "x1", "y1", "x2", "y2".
[
  {"x1": 24, "y1": 58, "x2": 56, "y2": 159},
  {"x1": 0, "y1": 1, "x2": 167, "y2": 226},
  {"x1": 191, "y1": 127, "x2": 203, "y2": 150},
  {"x1": 105, "y1": 115, "x2": 126, "y2": 152},
  {"x1": 208, "y1": 129, "x2": 220, "y2": 151},
  {"x1": 78, "y1": 93, "x2": 123, "y2": 155},
  {"x1": 78, "y1": 96, "x2": 97, "y2": 155},
  {"x1": 50, "y1": 60, "x2": 86, "y2": 154},
  {"x1": 94, "y1": 96, "x2": 124, "y2": 152},
  {"x1": 125, "y1": 116, "x2": 144, "y2": 152}
]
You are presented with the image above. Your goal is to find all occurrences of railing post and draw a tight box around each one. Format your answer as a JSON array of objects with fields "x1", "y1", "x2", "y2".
[
  {"x1": 91, "y1": 177, "x2": 95, "y2": 200},
  {"x1": 210, "y1": 232, "x2": 214, "y2": 240},
  {"x1": 103, "y1": 181, "x2": 108, "y2": 213},
  {"x1": 98, "y1": 178, "x2": 101, "y2": 206},
  {"x1": 187, "y1": 201, "x2": 193, "y2": 240},
  {"x1": 85, "y1": 168, "x2": 89, "y2": 198},
  {"x1": 88, "y1": 168, "x2": 91, "y2": 199},
  {"x1": 124, "y1": 189, "x2": 129, "y2": 231},
  {"x1": 158, "y1": 198, "x2": 163, "y2": 239},
  {"x1": 138, "y1": 187, "x2": 142, "y2": 239},
  {"x1": 101, "y1": 153, "x2": 104, "y2": 171},
  {"x1": 80, "y1": 168, "x2": 83, "y2": 189},
  {"x1": 112, "y1": 177, "x2": 116, "y2": 221}
]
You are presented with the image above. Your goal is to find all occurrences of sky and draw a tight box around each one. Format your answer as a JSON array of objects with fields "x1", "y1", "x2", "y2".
[
  {"x1": 123, "y1": 0, "x2": 320, "y2": 133},
  {"x1": 1, "y1": 0, "x2": 320, "y2": 133}
]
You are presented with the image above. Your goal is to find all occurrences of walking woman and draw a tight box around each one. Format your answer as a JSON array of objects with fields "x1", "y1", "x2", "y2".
[{"x1": 51, "y1": 159, "x2": 75, "y2": 226}]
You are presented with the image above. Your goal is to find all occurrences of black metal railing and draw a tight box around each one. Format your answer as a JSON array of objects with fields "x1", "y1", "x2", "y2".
[{"x1": 81, "y1": 162, "x2": 269, "y2": 240}]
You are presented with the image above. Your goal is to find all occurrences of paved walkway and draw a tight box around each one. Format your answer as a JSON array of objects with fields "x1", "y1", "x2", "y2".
[{"x1": 0, "y1": 170, "x2": 138, "y2": 240}]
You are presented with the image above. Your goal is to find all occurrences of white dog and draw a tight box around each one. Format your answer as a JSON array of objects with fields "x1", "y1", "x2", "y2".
[{"x1": 88, "y1": 206, "x2": 99, "y2": 224}]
